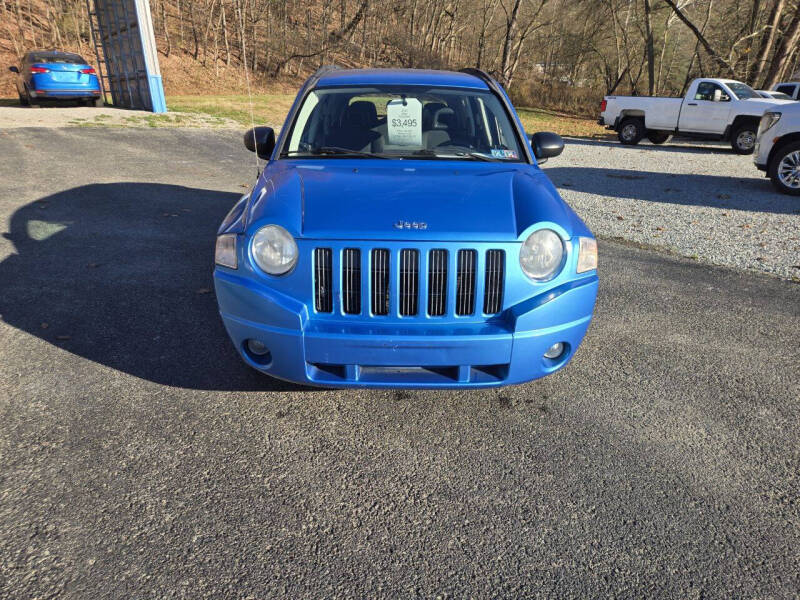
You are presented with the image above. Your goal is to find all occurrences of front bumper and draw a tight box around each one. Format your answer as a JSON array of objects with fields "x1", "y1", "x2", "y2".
[{"x1": 214, "y1": 270, "x2": 598, "y2": 388}]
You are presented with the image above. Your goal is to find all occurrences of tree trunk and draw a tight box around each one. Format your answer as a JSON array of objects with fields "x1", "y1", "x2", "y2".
[{"x1": 643, "y1": 0, "x2": 655, "y2": 95}]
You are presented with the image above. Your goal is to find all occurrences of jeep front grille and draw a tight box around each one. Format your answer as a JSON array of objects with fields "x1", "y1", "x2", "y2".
[{"x1": 313, "y1": 246, "x2": 505, "y2": 317}]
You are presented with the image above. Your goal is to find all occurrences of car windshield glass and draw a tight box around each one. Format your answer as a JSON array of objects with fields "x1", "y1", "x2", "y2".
[
  {"x1": 29, "y1": 52, "x2": 85, "y2": 64},
  {"x1": 727, "y1": 82, "x2": 760, "y2": 100},
  {"x1": 281, "y1": 85, "x2": 524, "y2": 161}
]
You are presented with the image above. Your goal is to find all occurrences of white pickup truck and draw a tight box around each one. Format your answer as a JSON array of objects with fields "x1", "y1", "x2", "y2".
[{"x1": 598, "y1": 78, "x2": 793, "y2": 154}]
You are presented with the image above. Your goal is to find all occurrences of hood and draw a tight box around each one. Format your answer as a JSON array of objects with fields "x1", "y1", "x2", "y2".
[
  {"x1": 249, "y1": 161, "x2": 582, "y2": 242},
  {"x1": 740, "y1": 98, "x2": 795, "y2": 110}
]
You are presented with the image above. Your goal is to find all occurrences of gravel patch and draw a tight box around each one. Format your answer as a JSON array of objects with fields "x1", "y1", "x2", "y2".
[{"x1": 543, "y1": 138, "x2": 800, "y2": 279}]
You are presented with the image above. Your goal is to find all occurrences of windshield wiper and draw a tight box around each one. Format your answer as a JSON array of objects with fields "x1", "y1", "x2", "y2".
[
  {"x1": 283, "y1": 146, "x2": 389, "y2": 159},
  {"x1": 455, "y1": 151, "x2": 505, "y2": 162},
  {"x1": 407, "y1": 149, "x2": 503, "y2": 161}
]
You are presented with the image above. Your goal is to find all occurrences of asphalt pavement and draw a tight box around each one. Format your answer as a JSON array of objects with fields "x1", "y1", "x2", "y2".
[{"x1": 0, "y1": 127, "x2": 798, "y2": 599}]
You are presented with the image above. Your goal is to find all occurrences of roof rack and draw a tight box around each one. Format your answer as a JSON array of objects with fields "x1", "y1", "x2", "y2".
[
  {"x1": 311, "y1": 65, "x2": 342, "y2": 79},
  {"x1": 459, "y1": 68, "x2": 497, "y2": 90}
]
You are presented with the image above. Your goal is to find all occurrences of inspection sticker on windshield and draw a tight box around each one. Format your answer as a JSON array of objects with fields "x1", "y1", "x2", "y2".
[
  {"x1": 491, "y1": 149, "x2": 518, "y2": 159},
  {"x1": 387, "y1": 98, "x2": 422, "y2": 146}
]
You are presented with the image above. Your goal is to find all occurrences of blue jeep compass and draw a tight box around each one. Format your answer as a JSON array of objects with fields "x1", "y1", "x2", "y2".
[{"x1": 214, "y1": 67, "x2": 598, "y2": 388}]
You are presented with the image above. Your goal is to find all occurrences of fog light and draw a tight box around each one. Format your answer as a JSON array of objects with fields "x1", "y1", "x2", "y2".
[
  {"x1": 247, "y1": 339, "x2": 270, "y2": 356},
  {"x1": 544, "y1": 342, "x2": 565, "y2": 359}
]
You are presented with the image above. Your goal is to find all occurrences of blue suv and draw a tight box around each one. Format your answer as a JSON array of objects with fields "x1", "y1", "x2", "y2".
[
  {"x1": 9, "y1": 51, "x2": 103, "y2": 107},
  {"x1": 214, "y1": 67, "x2": 598, "y2": 388}
]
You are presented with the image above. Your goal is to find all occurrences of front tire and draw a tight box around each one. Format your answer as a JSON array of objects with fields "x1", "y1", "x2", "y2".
[
  {"x1": 647, "y1": 131, "x2": 671, "y2": 144},
  {"x1": 768, "y1": 141, "x2": 800, "y2": 196},
  {"x1": 618, "y1": 117, "x2": 644, "y2": 145},
  {"x1": 731, "y1": 123, "x2": 757, "y2": 154}
]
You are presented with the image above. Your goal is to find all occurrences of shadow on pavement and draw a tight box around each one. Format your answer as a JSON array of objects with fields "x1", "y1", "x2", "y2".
[
  {"x1": 545, "y1": 166, "x2": 795, "y2": 214},
  {"x1": 0, "y1": 182, "x2": 304, "y2": 392}
]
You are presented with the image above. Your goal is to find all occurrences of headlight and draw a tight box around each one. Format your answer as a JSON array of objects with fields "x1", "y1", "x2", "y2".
[
  {"x1": 519, "y1": 229, "x2": 564, "y2": 281},
  {"x1": 215, "y1": 233, "x2": 237, "y2": 269},
  {"x1": 576, "y1": 237, "x2": 598, "y2": 273},
  {"x1": 251, "y1": 225, "x2": 298, "y2": 275},
  {"x1": 759, "y1": 111, "x2": 781, "y2": 134}
]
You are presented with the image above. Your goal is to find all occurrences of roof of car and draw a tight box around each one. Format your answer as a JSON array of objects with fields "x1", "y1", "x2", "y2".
[{"x1": 314, "y1": 68, "x2": 489, "y2": 89}]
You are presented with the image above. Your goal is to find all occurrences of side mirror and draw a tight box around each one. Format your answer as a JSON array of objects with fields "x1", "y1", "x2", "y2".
[
  {"x1": 528, "y1": 132, "x2": 564, "y2": 160},
  {"x1": 9, "y1": 66, "x2": 19, "y2": 73},
  {"x1": 243, "y1": 126, "x2": 275, "y2": 160}
]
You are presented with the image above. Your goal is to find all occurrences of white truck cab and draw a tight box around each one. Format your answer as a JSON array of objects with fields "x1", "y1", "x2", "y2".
[
  {"x1": 754, "y1": 101, "x2": 800, "y2": 195},
  {"x1": 772, "y1": 82, "x2": 800, "y2": 100},
  {"x1": 599, "y1": 78, "x2": 792, "y2": 154}
]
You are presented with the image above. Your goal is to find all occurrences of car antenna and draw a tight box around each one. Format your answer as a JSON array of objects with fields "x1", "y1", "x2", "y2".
[{"x1": 240, "y1": 19, "x2": 260, "y2": 180}]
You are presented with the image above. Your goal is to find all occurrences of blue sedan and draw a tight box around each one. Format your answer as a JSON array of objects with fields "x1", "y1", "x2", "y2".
[
  {"x1": 9, "y1": 51, "x2": 103, "y2": 107},
  {"x1": 214, "y1": 67, "x2": 598, "y2": 388}
]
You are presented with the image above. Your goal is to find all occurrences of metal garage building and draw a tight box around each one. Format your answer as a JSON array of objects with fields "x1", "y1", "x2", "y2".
[{"x1": 86, "y1": 0, "x2": 166, "y2": 112}]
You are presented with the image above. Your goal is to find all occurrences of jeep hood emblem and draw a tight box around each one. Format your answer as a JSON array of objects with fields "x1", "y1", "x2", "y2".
[{"x1": 394, "y1": 220, "x2": 428, "y2": 230}]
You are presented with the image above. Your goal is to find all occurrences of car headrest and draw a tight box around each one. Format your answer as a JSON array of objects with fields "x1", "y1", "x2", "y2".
[
  {"x1": 345, "y1": 101, "x2": 378, "y2": 128},
  {"x1": 433, "y1": 107, "x2": 455, "y2": 129},
  {"x1": 422, "y1": 102, "x2": 446, "y2": 128}
]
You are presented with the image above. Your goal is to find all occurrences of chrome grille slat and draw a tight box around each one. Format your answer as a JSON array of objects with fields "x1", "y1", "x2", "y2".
[
  {"x1": 342, "y1": 248, "x2": 361, "y2": 314},
  {"x1": 314, "y1": 248, "x2": 333, "y2": 313},
  {"x1": 371, "y1": 249, "x2": 390, "y2": 315},
  {"x1": 399, "y1": 249, "x2": 419, "y2": 316},
  {"x1": 456, "y1": 249, "x2": 476, "y2": 316},
  {"x1": 427, "y1": 249, "x2": 447, "y2": 316},
  {"x1": 483, "y1": 249, "x2": 504, "y2": 314}
]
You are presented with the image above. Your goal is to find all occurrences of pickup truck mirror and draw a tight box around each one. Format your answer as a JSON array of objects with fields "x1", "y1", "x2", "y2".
[
  {"x1": 713, "y1": 89, "x2": 730, "y2": 102},
  {"x1": 244, "y1": 126, "x2": 275, "y2": 160},
  {"x1": 528, "y1": 132, "x2": 565, "y2": 160},
  {"x1": 8, "y1": 66, "x2": 19, "y2": 73}
]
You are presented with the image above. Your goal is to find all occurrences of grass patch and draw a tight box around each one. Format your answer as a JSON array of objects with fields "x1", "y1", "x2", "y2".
[
  {"x1": 516, "y1": 107, "x2": 610, "y2": 139},
  {"x1": 0, "y1": 98, "x2": 20, "y2": 107},
  {"x1": 167, "y1": 94, "x2": 295, "y2": 128}
]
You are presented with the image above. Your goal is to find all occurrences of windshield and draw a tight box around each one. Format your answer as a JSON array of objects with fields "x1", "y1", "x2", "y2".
[
  {"x1": 727, "y1": 82, "x2": 760, "y2": 100},
  {"x1": 28, "y1": 52, "x2": 86, "y2": 64},
  {"x1": 281, "y1": 86, "x2": 525, "y2": 161}
]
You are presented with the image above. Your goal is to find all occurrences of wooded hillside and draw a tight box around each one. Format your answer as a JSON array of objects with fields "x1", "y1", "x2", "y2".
[{"x1": 3, "y1": 0, "x2": 800, "y2": 114}]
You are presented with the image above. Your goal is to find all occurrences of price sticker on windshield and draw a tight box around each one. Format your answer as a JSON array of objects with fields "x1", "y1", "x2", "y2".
[{"x1": 386, "y1": 98, "x2": 422, "y2": 146}]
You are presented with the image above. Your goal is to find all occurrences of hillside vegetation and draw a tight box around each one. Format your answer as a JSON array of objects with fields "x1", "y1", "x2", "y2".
[{"x1": 2, "y1": 0, "x2": 800, "y2": 116}]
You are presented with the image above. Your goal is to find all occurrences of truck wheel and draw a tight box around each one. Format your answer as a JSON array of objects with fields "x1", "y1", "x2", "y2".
[
  {"x1": 646, "y1": 132, "x2": 671, "y2": 145},
  {"x1": 731, "y1": 123, "x2": 757, "y2": 154},
  {"x1": 618, "y1": 118, "x2": 644, "y2": 145},
  {"x1": 767, "y1": 141, "x2": 800, "y2": 196}
]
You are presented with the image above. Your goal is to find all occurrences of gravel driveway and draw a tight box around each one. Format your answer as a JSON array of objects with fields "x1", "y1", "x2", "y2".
[{"x1": 544, "y1": 138, "x2": 800, "y2": 279}]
